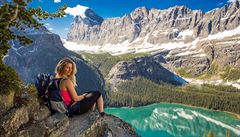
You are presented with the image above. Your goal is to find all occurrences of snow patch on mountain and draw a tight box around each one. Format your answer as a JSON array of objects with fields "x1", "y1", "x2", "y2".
[
  {"x1": 185, "y1": 78, "x2": 240, "y2": 89},
  {"x1": 202, "y1": 25, "x2": 240, "y2": 40},
  {"x1": 63, "y1": 26, "x2": 240, "y2": 56},
  {"x1": 178, "y1": 29, "x2": 193, "y2": 39}
]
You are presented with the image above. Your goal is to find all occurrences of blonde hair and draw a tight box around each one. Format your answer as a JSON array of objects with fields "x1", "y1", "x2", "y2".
[{"x1": 55, "y1": 57, "x2": 77, "y2": 86}]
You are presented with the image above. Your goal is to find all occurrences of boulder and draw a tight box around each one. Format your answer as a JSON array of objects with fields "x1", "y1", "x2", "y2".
[
  {"x1": 0, "y1": 91, "x2": 15, "y2": 117},
  {"x1": 45, "y1": 113, "x2": 69, "y2": 137},
  {"x1": 102, "y1": 114, "x2": 139, "y2": 137},
  {"x1": 17, "y1": 121, "x2": 46, "y2": 137},
  {"x1": 32, "y1": 105, "x2": 51, "y2": 122},
  {"x1": 62, "y1": 112, "x2": 97, "y2": 137},
  {"x1": 15, "y1": 91, "x2": 51, "y2": 122},
  {"x1": 80, "y1": 117, "x2": 107, "y2": 137},
  {"x1": 0, "y1": 107, "x2": 29, "y2": 136}
]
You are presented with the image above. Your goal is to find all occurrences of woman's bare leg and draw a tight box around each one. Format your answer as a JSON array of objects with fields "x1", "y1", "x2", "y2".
[{"x1": 97, "y1": 95, "x2": 104, "y2": 113}]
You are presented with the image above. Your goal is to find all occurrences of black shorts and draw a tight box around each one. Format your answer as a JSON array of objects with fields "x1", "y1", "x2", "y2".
[{"x1": 68, "y1": 91, "x2": 101, "y2": 116}]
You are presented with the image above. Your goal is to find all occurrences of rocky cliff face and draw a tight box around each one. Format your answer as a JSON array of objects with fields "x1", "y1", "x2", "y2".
[
  {"x1": 3, "y1": 31, "x2": 104, "y2": 92},
  {"x1": 195, "y1": 1, "x2": 240, "y2": 37},
  {"x1": 0, "y1": 91, "x2": 139, "y2": 137},
  {"x1": 67, "y1": 8, "x2": 103, "y2": 42},
  {"x1": 67, "y1": 1, "x2": 240, "y2": 45},
  {"x1": 107, "y1": 56, "x2": 187, "y2": 91},
  {"x1": 165, "y1": 34, "x2": 240, "y2": 76}
]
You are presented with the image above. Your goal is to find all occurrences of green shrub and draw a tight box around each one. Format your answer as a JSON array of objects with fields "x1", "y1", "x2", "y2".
[
  {"x1": 25, "y1": 84, "x2": 38, "y2": 96},
  {"x1": 117, "y1": 53, "x2": 148, "y2": 61},
  {"x1": 220, "y1": 67, "x2": 240, "y2": 81},
  {"x1": 0, "y1": 61, "x2": 21, "y2": 95},
  {"x1": 177, "y1": 67, "x2": 195, "y2": 78},
  {"x1": 207, "y1": 62, "x2": 219, "y2": 76},
  {"x1": 177, "y1": 62, "x2": 240, "y2": 81}
]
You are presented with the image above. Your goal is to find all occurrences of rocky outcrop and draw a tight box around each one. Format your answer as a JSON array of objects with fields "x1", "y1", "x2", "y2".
[
  {"x1": 107, "y1": 56, "x2": 187, "y2": 91},
  {"x1": 203, "y1": 38, "x2": 240, "y2": 68},
  {"x1": 45, "y1": 113, "x2": 70, "y2": 137},
  {"x1": 0, "y1": 91, "x2": 139, "y2": 137},
  {"x1": 62, "y1": 113, "x2": 138, "y2": 137},
  {"x1": 165, "y1": 35, "x2": 240, "y2": 76},
  {"x1": 101, "y1": 114, "x2": 139, "y2": 137},
  {"x1": 0, "y1": 107, "x2": 29, "y2": 136},
  {"x1": 165, "y1": 51, "x2": 211, "y2": 76}
]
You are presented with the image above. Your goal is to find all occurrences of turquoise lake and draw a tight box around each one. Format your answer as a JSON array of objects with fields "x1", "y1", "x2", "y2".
[{"x1": 105, "y1": 103, "x2": 240, "y2": 137}]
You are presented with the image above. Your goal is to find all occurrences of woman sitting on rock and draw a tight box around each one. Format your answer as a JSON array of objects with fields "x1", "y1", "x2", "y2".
[{"x1": 55, "y1": 57, "x2": 105, "y2": 117}]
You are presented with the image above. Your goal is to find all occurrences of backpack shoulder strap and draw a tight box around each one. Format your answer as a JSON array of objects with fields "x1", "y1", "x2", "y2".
[{"x1": 57, "y1": 77, "x2": 68, "y2": 89}]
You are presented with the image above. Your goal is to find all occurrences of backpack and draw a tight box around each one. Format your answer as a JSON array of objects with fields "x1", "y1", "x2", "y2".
[{"x1": 35, "y1": 73, "x2": 68, "y2": 114}]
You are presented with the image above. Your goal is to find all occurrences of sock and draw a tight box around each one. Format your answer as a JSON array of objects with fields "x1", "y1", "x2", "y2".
[{"x1": 99, "y1": 112, "x2": 105, "y2": 117}]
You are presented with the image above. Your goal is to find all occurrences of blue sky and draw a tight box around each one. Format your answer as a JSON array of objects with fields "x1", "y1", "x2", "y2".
[{"x1": 28, "y1": 0, "x2": 235, "y2": 38}]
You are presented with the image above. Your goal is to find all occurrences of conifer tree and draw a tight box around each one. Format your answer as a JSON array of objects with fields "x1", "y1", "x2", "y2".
[
  {"x1": 0, "y1": 0, "x2": 66, "y2": 58},
  {"x1": 226, "y1": 130, "x2": 231, "y2": 137},
  {"x1": 0, "y1": 0, "x2": 66, "y2": 94},
  {"x1": 207, "y1": 130, "x2": 214, "y2": 137}
]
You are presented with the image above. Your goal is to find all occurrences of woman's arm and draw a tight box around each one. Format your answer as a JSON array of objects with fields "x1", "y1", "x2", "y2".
[{"x1": 63, "y1": 79, "x2": 85, "y2": 102}]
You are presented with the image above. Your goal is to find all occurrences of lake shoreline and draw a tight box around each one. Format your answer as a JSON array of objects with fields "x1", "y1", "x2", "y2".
[
  {"x1": 106, "y1": 102, "x2": 240, "y2": 137},
  {"x1": 106, "y1": 102, "x2": 240, "y2": 119}
]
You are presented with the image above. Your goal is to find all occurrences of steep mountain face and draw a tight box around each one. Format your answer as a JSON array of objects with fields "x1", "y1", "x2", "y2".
[
  {"x1": 67, "y1": 8, "x2": 103, "y2": 42},
  {"x1": 107, "y1": 56, "x2": 187, "y2": 91},
  {"x1": 166, "y1": 35, "x2": 240, "y2": 75},
  {"x1": 67, "y1": 1, "x2": 240, "y2": 45},
  {"x1": 194, "y1": 1, "x2": 240, "y2": 38},
  {"x1": 3, "y1": 31, "x2": 104, "y2": 92},
  {"x1": 67, "y1": 6, "x2": 198, "y2": 44},
  {"x1": 66, "y1": 1, "x2": 240, "y2": 79}
]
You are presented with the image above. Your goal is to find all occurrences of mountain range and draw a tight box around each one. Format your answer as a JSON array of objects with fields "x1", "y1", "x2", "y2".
[
  {"x1": 67, "y1": 1, "x2": 240, "y2": 46},
  {"x1": 65, "y1": 1, "x2": 240, "y2": 87}
]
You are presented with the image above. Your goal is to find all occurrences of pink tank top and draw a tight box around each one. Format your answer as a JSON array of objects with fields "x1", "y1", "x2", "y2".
[{"x1": 60, "y1": 90, "x2": 72, "y2": 106}]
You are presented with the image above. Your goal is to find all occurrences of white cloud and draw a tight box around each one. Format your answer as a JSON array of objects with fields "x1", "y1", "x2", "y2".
[
  {"x1": 64, "y1": 28, "x2": 69, "y2": 31},
  {"x1": 65, "y1": 5, "x2": 89, "y2": 17},
  {"x1": 54, "y1": 0, "x2": 61, "y2": 3}
]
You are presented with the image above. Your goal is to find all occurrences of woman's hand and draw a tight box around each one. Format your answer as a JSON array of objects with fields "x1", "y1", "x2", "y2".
[
  {"x1": 81, "y1": 93, "x2": 93, "y2": 99},
  {"x1": 78, "y1": 93, "x2": 88, "y2": 101},
  {"x1": 82, "y1": 93, "x2": 88, "y2": 97}
]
